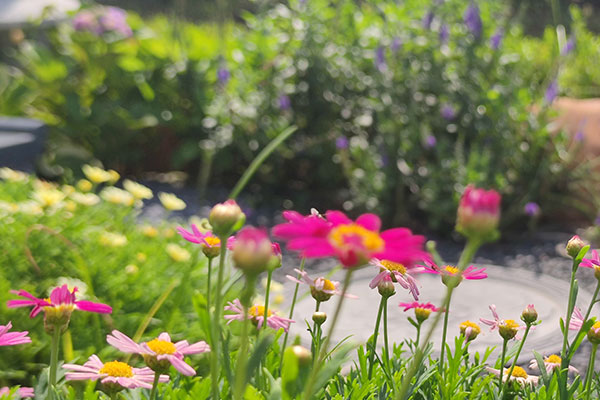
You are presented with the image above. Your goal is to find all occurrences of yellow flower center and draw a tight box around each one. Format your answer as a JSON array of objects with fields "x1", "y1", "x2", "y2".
[
  {"x1": 444, "y1": 266, "x2": 460, "y2": 275},
  {"x1": 204, "y1": 237, "x2": 221, "y2": 247},
  {"x1": 506, "y1": 366, "x2": 528, "y2": 379},
  {"x1": 502, "y1": 319, "x2": 519, "y2": 329},
  {"x1": 99, "y1": 361, "x2": 134, "y2": 378},
  {"x1": 380, "y1": 260, "x2": 406, "y2": 274},
  {"x1": 328, "y1": 224, "x2": 384, "y2": 253},
  {"x1": 545, "y1": 354, "x2": 561, "y2": 364},
  {"x1": 460, "y1": 320, "x2": 481, "y2": 334},
  {"x1": 321, "y1": 279, "x2": 336, "y2": 291},
  {"x1": 593, "y1": 321, "x2": 600, "y2": 330},
  {"x1": 249, "y1": 305, "x2": 273, "y2": 318},
  {"x1": 146, "y1": 339, "x2": 177, "y2": 355}
]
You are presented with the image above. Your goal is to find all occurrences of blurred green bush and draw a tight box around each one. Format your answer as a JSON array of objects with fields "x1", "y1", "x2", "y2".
[{"x1": 1, "y1": 0, "x2": 598, "y2": 233}]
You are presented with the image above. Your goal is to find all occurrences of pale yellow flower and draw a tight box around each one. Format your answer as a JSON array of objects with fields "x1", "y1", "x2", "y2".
[
  {"x1": 123, "y1": 179, "x2": 153, "y2": 200},
  {"x1": 82, "y1": 164, "x2": 112, "y2": 184},
  {"x1": 136, "y1": 252, "x2": 147, "y2": 262},
  {"x1": 100, "y1": 187, "x2": 135, "y2": 206},
  {"x1": 107, "y1": 170, "x2": 120, "y2": 185},
  {"x1": 33, "y1": 179, "x2": 57, "y2": 191},
  {"x1": 0, "y1": 201, "x2": 19, "y2": 214},
  {"x1": 99, "y1": 232, "x2": 128, "y2": 247},
  {"x1": 77, "y1": 179, "x2": 93, "y2": 192},
  {"x1": 140, "y1": 225, "x2": 159, "y2": 238},
  {"x1": 33, "y1": 188, "x2": 65, "y2": 208},
  {"x1": 159, "y1": 192, "x2": 186, "y2": 211},
  {"x1": 0, "y1": 167, "x2": 28, "y2": 182},
  {"x1": 64, "y1": 200, "x2": 77, "y2": 212},
  {"x1": 70, "y1": 192, "x2": 100, "y2": 206},
  {"x1": 62, "y1": 185, "x2": 76, "y2": 196},
  {"x1": 18, "y1": 201, "x2": 43, "y2": 216},
  {"x1": 125, "y1": 264, "x2": 139, "y2": 274},
  {"x1": 162, "y1": 227, "x2": 175, "y2": 238},
  {"x1": 166, "y1": 243, "x2": 191, "y2": 262}
]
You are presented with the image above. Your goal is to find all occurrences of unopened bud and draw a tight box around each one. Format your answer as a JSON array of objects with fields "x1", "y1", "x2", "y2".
[
  {"x1": 521, "y1": 304, "x2": 538, "y2": 325},
  {"x1": 232, "y1": 227, "x2": 273, "y2": 275},
  {"x1": 312, "y1": 312, "x2": 327, "y2": 325},
  {"x1": 498, "y1": 319, "x2": 519, "y2": 341},
  {"x1": 588, "y1": 322, "x2": 600, "y2": 344},
  {"x1": 310, "y1": 278, "x2": 336, "y2": 302},
  {"x1": 209, "y1": 200, "x2": 245, "y2": 236},
  {"x1": 291, "y1": 345, "x2": 312, "y2": 366},
  {"x1": 566, "y1": 235, "x2": 586, "y2": 259},
  {"x1": 456, "y1": 185, "x2": 501, "y2": 242},
  {"x1": 377, "y1": 278, "x2": 396, "y2": 298}
]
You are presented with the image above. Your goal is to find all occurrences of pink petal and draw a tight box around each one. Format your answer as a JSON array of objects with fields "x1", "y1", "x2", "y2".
[
  {"x1": 75, "y1": 300, "x2": 112, "y2": 314},
  {"x1": 169, "y1": 355, "x2": 196, "y2": 376},
  {"x1": 355, "y1": 214, "x2": 381, "y2": 231}
]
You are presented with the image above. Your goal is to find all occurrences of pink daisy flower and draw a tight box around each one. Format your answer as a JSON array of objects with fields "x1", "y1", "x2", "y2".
[
  {"x1": 273, "y1": 210, "x2": 431, "y2": 269},
  {"x1": 421, "y1": 260, "x2": 487, "y2": 286},
  {"x1": 0, "y1": 322, "x2": 31, "y2": 347},
  {"x1": 569, "y1": 307, "x2": 585, "y2": 330},
  {"x1": 63, "y1": 355, "x2": 168, "y2": 389},
  {"x1": 529, "y1": 354, "x2": 578, "y2": 375},
  {"x1": 369, "y1": 258, "x2": 423, "y2": 300},
  {"x1": 224, "y1": 299, "x2": 294, "y2": 332},
  {"x1": 0, "y1": 387, "x2": 34, "y2": 398},
  {"x1": 286, "y1": 269, "x2": 357, "y2": 302},
  {"x1": 177, "y1": 225, "x2": 235, "y2": 249},
  {"x1": 106, "y1": 331, "x2": 210, "y2": 376},
  {"x1": 480, "y1": 304, "x2": 502, "y2": 331},
  {"x1": 7, "y1": 284, "x2": 112, "y2": 318},
  {"x1": 580, "y1": 249, "x2": 600, "y2": 269},
  {"x1": 399, "y1": 301, "x2": 441, "y2": 322}
]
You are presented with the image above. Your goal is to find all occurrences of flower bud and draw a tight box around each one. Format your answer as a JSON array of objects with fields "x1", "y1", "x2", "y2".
[
  {"x1": 498, "y1": 319, "x2": 519, "y2": 341},
  {"x1": 209, "y1": 200, "x2": 245, "y2": 236},
  {"x1": 310, "y1": 278, "x2": 336, "y2": 302},
  {"x1": 232, "y1": 227, "x2": 273, "y2": 275},
  {"x1": 44, "y1": 305, "x2": 75, "y2": 334},
  {"x1": 588, "y1": 322, "x2": 600, "y2": 345},
  {"x1": 377, "y1": 277, "x2": 396, "y2": 298},
  {"x1": 566, "y1": 235, "x2": 586, "y2": 259},
  {"x1": 267, "y1": 243, "x2": 283, "y2": 270},
  {"x1": 201, "y1": 236, "x2": 222, "y2": 259},
  {"x1": 456, "y1": 185, "x2": 501, "y2": 241},
  {"x1": 459, "y1": 320, "x2": 481, "y2": 341},
  {"x1": 521, "y1": 304, "x2": 538, "y2": 325},
  {"x1": 415, "y1": 307, "x2": 432, "y2": 323},
  {"x1": 291, "y1": 345, "x2": 312, "y2": 366},
  {"x1": 594, "y1": 266, "x2": 600, "y2": 282},
  {"x1": 312, "y1": 312, "x2": 327, "y2": 325}
]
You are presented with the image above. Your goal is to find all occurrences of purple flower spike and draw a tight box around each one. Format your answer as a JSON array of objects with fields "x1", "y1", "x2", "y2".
[
  {"x1": 440, "y1": 24, "x2": 449, "y2": 44},
  {"x1": 490, "y1": 28, "x2": 503, "y2": 50},
  {"x1": 278, "y1": 95, "x2": 291, "y2": 111},
  {"x1": 422, "y1": 11, "x2": 434, "y2": 31},
  {"x1": 375, "y1": 46, "x2": 387, "y2": 72},
  {"x1": 425, "y1": 135, "x2": 437, "y2": 148},
  {"x1": 336, "y1": 136, "x2": 349, "y2": 150},
  {"x1": 545, "y1": 80, "x2": 559, "y2": 104},
  {"x1": 463, "y1": 2, "x2": 482, "y2": 39},
  {"x1": 524, "y1": 202, "x2": 540, "y2": 217},
  {"x1": 441, "y1": 104, "x2": 457, "y2": 120},
  {"x1": 217, "y1": 67, "x2": 230, "y2": 84},
  {"x1": 561, "y1": 36, "x2": 576, "y2": 56},
  {"x1": 391, "y1": 37, "x2": 402, "y2": 53},
  {"x1": 99, "y1": 7, "x2": 132, "y2": 37}
]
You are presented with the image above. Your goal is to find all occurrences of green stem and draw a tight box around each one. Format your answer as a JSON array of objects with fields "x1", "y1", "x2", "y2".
[
  {"x1": 498, "y1": 338, "x2": 509, "y2": 390},
  {"x1": 210, "y1": 240, "x2": 229, "y2": 400},
  {"x1": 368, "y1": 296, "x2": 386, "y2": 379},
  {"x1": 229, "y1": 126, "x2": 297, "y2": 199},
  {"x1": 439, "y1": 293, "x2": 453, "y2": 375},
  {"x1": 415, "y1": 323, "x2": 421, "y2": 348},
  {"x1": 383, "y1": 296, "x2": 390, "y2": 370},
  {"x1": 262, "y1": 270, "x2": 273, "y2": 330},
  {"x1": 207, "y1": 257, "x2": 213, "y2": 312},
  {"x1": 585, "y1": 343, "x2": 598, "y2": 399},
  {"x1": 279, "y1": 258, "x2": 306, "y2": 373},
  {"x1": 150, "y1": 371, "x2": 161, "y2": 400},
  {"x1": 312, "y1": 300, "x2": 322, "y2": 355},
  {"x1": 560, "y1": 261, "x2": 579, "y2": 400},
  {"x1": 502, "y1": 324, "x2": 532, "y2": 396},
  {"x1": 302, "y1": 270, "x2": 353, "y2": 400},
  {"x1": 233, "y1": 274, "x2": 256, "y2": 400},
  {"x1": 49, "y1": 327, "x2": 61, "y2": 396},
  {"x1": 456, "y1": 239, "x2": 480, "y2": 270}
]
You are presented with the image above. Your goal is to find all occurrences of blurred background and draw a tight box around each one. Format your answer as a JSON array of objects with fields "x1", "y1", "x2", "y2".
[{"x1": 1, "y1": 0, "x2": 600, "y2": 235}]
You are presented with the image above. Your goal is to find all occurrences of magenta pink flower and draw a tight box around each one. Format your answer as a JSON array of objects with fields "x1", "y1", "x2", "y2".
[
  {"x1": 421, "y1": 260, "x2": 487, "y2": 286},
  {"x1": 369, "y1": 258, "x2": 423, "y2": 300},
  {"x1": 0, "y1": 322, "x2": 31, "y2": 346},
  {"x1": 569, "y1": 307, "x2": 585, "y2": 330},
  {"x1": 0, "y1": 387, "x2": 34, "y2": 398},
  {"x1": 580, "y1": 249, "x2": 600, "y2": 269},
  {"x1": 106, "y1": 330, "x2": 210, "y2": 376},
  {"x1": 63, "y1": 355, "x2": 168, "y2": 389},
  {"x1": 224, "y1": 299, "x2": 294, "y2": 331},
  {"x1": 286, "y1": 269, "x2": 357, "y2": 302},
  {"x1": 456, "y1": 185, "x2": 501, "y2": 239},
  {"x1": 480, "y1": 304, "x2": 502, "y2": 331},
  {"x1": 273, "y1": 210, "x2": 431, "y2": 269},
  {"x1": 231, "y1": 227, "x2": 281, "y2": 272},
  {"x1": 399, "y1": 302, "x2": 441, "y2": 313},
  {"x1": 7, "y1": 284, "x2": 112, "y2": 318}
]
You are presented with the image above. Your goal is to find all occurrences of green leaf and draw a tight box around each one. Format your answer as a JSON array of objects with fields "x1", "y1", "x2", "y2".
[
  {"x1": 309, "y1": 342, "x2": 355, "y2": 398},
  {"x1": 533, "y1": 351, "x2": 550, "y2": 387},
  {"x1": 246, "y1": 331, "x2": 274, "y2": 383}
]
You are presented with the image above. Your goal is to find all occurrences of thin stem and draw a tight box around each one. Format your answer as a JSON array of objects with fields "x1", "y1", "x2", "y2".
[
  {"x1": 233, "y1": 274, "x2": 256, "y2": 400},
  {"x1": 498, "y1": 338, "x2": 508, "y2": 390},
  {"x1": 49, "y1": 327, "x2": 61, "y2": 396},
  {"x1": 415, "y1": 323, "x2": 421, "y2": 348},
  {"x1": 207, "y1": 257, "x2": 213, "y2": 312},
  {"x1": 560, "y1": 261, "x2": 579, "y2": 400},
  {"x1": 210, "y1": 239, "x2": 229, "y2": 400},
  {"x1": 368, "y1": 296, "x2": 386, "y2": 379},
  {"x1": 262, "y1": 270, "x2": 273, "y2": 330},
  {"x1": 150, "y1": 371, "x2": 161, "y2": 400},
  {"x1": 585, "y1": 343, "x2": 598, "y2": 399},
  {"x1": 279, "y1": 258, "x2": 306, "y2": 373},
  {"x1": 502, "y1": 324, "x2": 532, "y2": 396},
  {"x1": 302, "y1": 270, "x2": 353, "y2": 400},
  {"x1": 383, "y1": 296, "x2": 390, "y2": 369},
  {"x1": 439, "y1": 293, "x2": 453, "y2": 374},
  {"x1": 312, "y1": 300, "x2": 322, "y2": 355},
  {"x1": 456, "y1": 239, "x2": 480, "y2": 270}
]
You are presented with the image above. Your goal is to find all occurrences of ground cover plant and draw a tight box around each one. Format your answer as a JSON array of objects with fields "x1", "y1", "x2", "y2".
[
  {"x1": 1, "y1": 0, "x2": 599, "y2": 234},
  {"x1": 2, "y1": 160, "x2": 600, "y2": 399}
]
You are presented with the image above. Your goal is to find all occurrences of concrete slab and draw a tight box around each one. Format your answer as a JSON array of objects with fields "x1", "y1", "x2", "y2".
[
  {"x1": 0, "y1": 0, "x2": 80, "y2": 29},
  {"x1": 283, "y1": 264, "x2": 592, "y2": 364}
]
